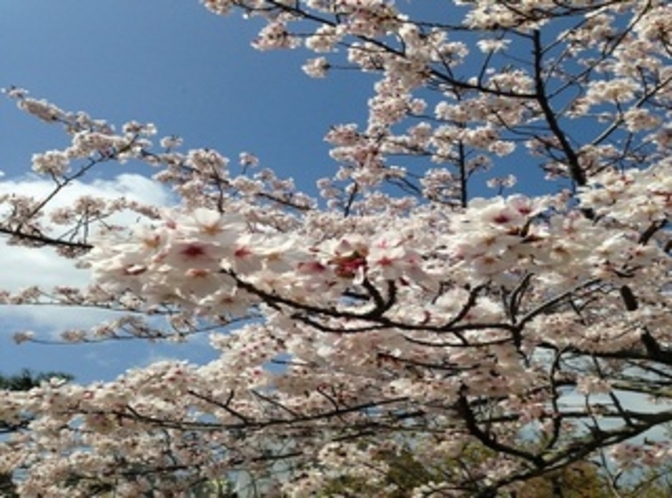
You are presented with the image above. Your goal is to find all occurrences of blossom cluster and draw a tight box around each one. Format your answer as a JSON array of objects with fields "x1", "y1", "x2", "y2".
[{"x1": 1, "y1": 0, "x2": 672, "y2": 496}]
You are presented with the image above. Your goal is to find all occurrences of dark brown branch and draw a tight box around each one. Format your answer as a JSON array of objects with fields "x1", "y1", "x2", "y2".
[
  {"x1": 0, "y1": 226, "x2": 93, "y2": 250},
  {"x1": 532, "y1": 30, "x2": 586, "y2": 186}
]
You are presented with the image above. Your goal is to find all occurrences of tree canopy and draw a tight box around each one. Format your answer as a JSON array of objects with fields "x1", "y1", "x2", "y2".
[{"x1": 1, "y1": 1, "x2": 671, "y2": 496}]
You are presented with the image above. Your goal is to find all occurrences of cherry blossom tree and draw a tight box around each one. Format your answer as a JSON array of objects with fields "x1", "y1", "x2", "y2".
[{"x1": 1, "y1": 0, "x2": 672, "y2": 496}]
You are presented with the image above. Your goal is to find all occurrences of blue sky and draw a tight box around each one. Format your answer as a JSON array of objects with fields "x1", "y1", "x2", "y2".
[{"x1": 1, "y1": 1, "x2": 376, "y2": 187}]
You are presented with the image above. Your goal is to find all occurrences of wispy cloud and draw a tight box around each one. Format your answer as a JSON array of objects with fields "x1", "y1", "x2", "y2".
[{"x1": 0, "y1": 173, "x2": 174, "y2": 336}]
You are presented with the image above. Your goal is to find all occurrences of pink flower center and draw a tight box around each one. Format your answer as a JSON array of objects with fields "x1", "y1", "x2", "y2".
[{"x1": 181, "y1": 244, "x2": 207, "y2": 258}]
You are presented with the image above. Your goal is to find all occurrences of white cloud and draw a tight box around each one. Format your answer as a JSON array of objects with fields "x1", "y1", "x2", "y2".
[
  {"x1": 0, "y1": 173, "x2": 174, "y2": 335},
  {"x1": 0, "y1": 173, "x2": 220, "y2": 384},
  {"x1": 0, "y1": 172, "x2": 173, "y2": 214}
]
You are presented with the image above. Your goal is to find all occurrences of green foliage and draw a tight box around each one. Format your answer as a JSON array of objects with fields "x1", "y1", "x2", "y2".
[
  {"x1": 0, "y1": 369, "x2": 72, "y2": 391},
  {"x1": 318, "y1": 443, "x2": 672, "y2": 498},
  {"x1": 510, "y1": 461, "x2": 612, "y2": 498},
  {"x1": 319, "y1": 448, "x2": 435, "y2": 497},
  {"x1": 319, "y1": 443, "x2": 497, "y2": 497}
]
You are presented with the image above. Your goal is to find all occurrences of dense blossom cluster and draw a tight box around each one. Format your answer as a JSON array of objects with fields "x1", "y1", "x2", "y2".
[{"x1": 1, "y1": 1, "x2": 672, "y2": 496}]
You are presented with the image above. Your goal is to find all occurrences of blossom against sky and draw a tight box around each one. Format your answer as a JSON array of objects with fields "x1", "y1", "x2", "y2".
[
  {"x1": 2, "y1": 2, "x2": 672, "y2": 493},
  {"x1": 0, "y1": 1, "x2": 379, "y2": 381},
  {"x1": 0, "y1": 1, "x2": 568, "y2": 381},
  {"x1": 1, "y1": 1, "x2": 374, "y2": 186}
]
